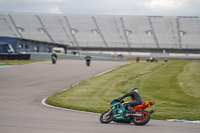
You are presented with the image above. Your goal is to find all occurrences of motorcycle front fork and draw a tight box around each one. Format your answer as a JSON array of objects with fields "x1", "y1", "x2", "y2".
[{"x1": 107, "y1": 109, "x2": 113, "y2": 115}]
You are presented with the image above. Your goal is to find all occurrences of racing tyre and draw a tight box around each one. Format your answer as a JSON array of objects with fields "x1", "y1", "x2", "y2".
[
  {"x1": 132, "y1": 110, "x2": 150, "y2": 125},
  {"x1": 86, "y1": 61, "x2": 90, "y2": 66},
  {"x1": 100, "y1": 110, "x2": 113, "y2": 124}
]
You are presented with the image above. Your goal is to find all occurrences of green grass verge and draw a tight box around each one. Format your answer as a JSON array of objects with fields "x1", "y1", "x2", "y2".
[
  {"x1": 0, "y1": 59, "x2": 50, "y2": 65},
  {"x1": 46, "y1": 60, "x2": 200, "y2": 120}
]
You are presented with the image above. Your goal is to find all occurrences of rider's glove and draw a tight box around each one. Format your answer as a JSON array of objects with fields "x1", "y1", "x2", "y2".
[{"x1": 117, "y1": 97, "x2": 123, "y2": 101}]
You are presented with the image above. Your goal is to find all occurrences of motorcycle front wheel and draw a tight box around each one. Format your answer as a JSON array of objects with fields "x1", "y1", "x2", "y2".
[
  {"x1": 132, "y1": 110, "x2": 150, "y2": 125},
  {"x1": 100, "y1": 110, "x2": 113, "y2": 124}
]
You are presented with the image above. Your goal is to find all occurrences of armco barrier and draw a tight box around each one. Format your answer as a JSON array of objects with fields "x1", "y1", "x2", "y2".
[{"x1": 30, "y1": 53, "x2": 125, "y2": 61}]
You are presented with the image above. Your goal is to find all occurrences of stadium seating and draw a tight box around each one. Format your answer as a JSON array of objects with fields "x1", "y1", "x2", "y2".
[{"x1": 0, "y1": 13, "x2": 200, "y2": 50}]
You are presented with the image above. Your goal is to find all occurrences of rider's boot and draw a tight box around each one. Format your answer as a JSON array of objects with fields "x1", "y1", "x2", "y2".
[{"x1": 127, "y1": 105, "x2": 135, "y2": 114}]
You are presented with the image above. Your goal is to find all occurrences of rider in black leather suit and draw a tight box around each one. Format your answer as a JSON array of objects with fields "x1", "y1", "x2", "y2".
[{"x1": 118, "y1": 88, "x2": 143, "y2": 113}]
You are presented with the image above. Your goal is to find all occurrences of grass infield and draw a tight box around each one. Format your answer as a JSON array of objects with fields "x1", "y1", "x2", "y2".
[
  {"x1": 0, "y1": 59, "x2": 50, "y2": 65},
  {"x1": 46, "y1": 60, "x2": 198, "y2": 120}
]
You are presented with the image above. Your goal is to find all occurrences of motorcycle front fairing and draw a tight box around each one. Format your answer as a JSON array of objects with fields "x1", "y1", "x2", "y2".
[{"x1": 110, "y1": 99, "x2": 131, "y2": 123}]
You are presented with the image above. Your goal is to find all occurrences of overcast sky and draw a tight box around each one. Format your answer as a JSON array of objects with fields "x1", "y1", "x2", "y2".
[{"x1": 0, "y1": 0, "x2": 200, "y2": 16}]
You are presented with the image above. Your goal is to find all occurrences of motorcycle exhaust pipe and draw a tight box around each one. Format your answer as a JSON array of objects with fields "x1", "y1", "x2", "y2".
[
  {"x1": 125, "y1": 113, "x2": 143, "y2": 117},
  {"x1": 132, "y1": 113, "x2": 143, "y2": 117},
  {"x1": 149, "y1": 109, "x2": 156, "y2": 114}
]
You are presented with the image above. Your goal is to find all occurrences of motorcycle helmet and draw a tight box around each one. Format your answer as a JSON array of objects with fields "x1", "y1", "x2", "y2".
[{"x1": 131, "y1": 88, "x2": 138, "y2": 92}]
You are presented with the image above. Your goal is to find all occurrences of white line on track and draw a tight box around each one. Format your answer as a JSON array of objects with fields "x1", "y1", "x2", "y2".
[{"x1": 41, "y1": 97, "x2": 99, "y2": 115}]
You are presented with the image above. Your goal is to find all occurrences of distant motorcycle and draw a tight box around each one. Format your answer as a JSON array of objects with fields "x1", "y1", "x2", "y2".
[
  {"x1": 136, "y1": 57, "x2": 140, "y2": 62},
  {"x1": 51, "y1": 52, "x2": 57, "y2": 64},
  {"x1": 52, "y1": 56, "x2": 56, "y2": 64},
  {"x1": 85, "y1": 56, "x2": 91, "y2": 66},
  {"x1": 100, "y1": 98, "x2": 156, "y2": 125}
]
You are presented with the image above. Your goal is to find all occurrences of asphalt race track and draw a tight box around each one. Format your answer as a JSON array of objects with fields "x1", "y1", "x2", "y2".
[{"x1": 0, "y1": 60, "x2": 199, "y2": 133}]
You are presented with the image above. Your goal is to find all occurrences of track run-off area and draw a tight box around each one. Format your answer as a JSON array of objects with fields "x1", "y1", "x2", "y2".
[{"x1": 0, "y1": 60, "x2": 199, "y2": 133}]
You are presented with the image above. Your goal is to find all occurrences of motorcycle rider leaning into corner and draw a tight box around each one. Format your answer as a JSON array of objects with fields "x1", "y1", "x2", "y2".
[{"x1": 117, "y1": 88, "x2": 143, "y2": 113}]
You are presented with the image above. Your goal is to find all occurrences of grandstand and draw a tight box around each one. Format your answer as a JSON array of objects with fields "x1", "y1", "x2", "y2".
[{"x1": 0, "y1": 13, "x2": 200, "y2": 54}]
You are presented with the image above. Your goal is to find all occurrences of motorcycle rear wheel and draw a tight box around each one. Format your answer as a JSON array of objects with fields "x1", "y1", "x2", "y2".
[
  {"x1": 132, "y1": 110, "x2": 150, "y2": 125},
  {"x1": 100, "y1": 110, "x2": 113, "y2": 124},
  {"x1": 86, "y1": 62, "x2": 90, "y2": 66}
]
